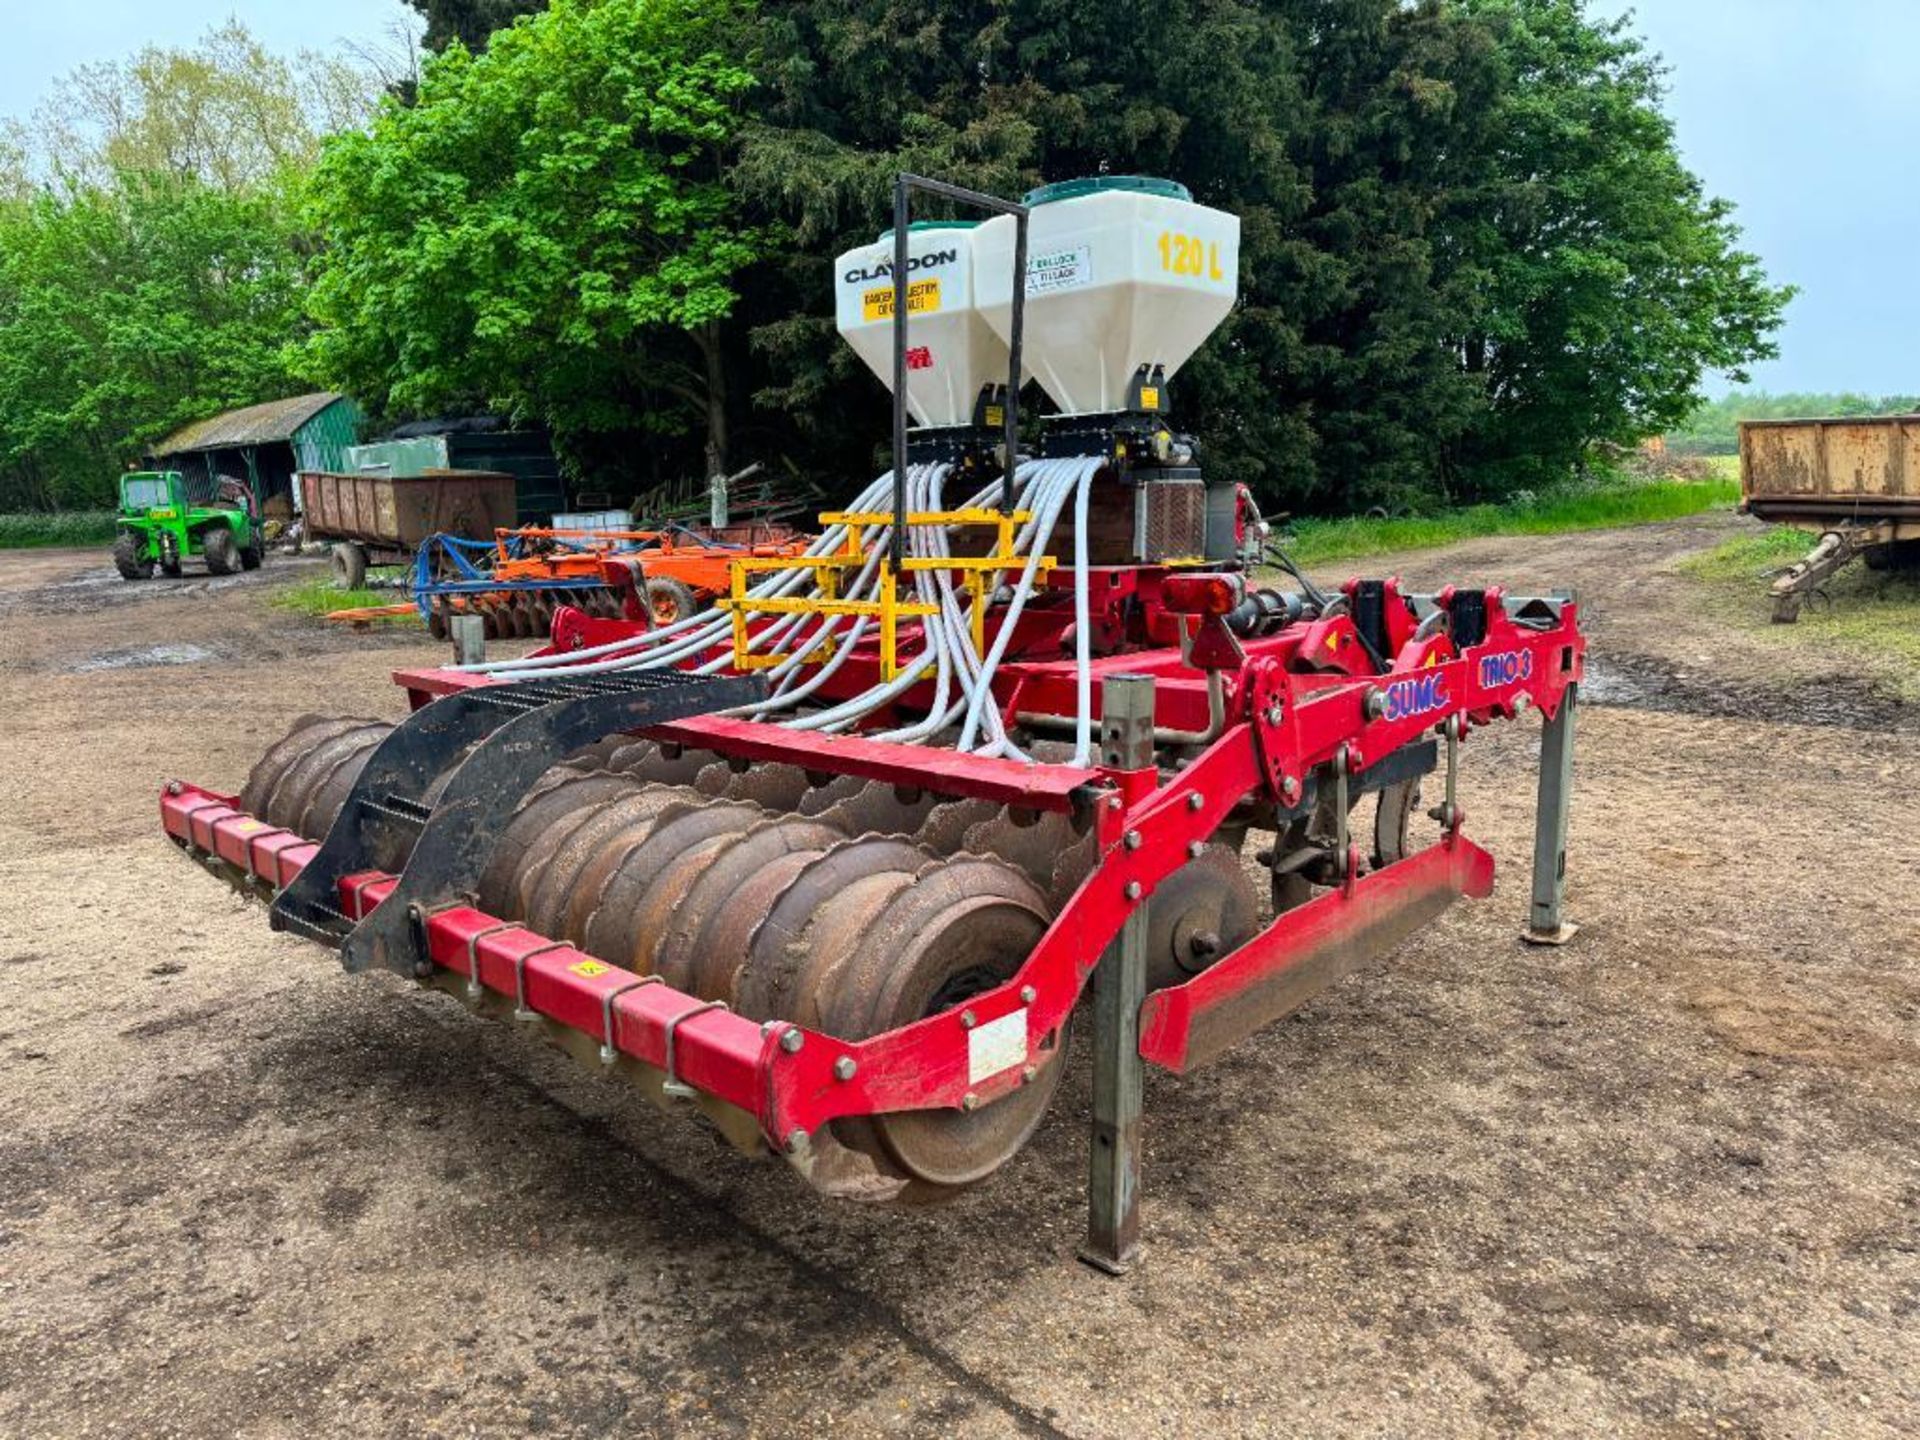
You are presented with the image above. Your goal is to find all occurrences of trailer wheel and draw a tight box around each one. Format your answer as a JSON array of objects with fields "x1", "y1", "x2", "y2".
[
  {"x1": 330, "y1": 542, "x2": 368, "y2": 591},
  {"x1": 646, "y1": 576, "x2": 701, "y2": 626},
  {"x1": 112, "y1": 531, "x2": 153, "y2": 580},
  {"x1": 203, "y1": 527, "x2": 239, "y2": 576}
]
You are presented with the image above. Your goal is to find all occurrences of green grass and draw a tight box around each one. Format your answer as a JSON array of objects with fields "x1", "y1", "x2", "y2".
[
  {"x1": 270, "y1": 568, "x2": 420, "y2": 624},
  {"x1": 1679, "y1": 526, "x2": 1920, "y2": 685},
  {"x1": 0, "y1": 510, "x2": 120, "y2": 548},
  {"x1": 1280, "y1": 469, "x2": 1739, "y2": 568}
]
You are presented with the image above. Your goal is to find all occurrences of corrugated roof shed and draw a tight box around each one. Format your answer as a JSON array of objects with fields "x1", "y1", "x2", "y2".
[{"x1": 153, "y1": 393, "x2": 348, "y2": 456}]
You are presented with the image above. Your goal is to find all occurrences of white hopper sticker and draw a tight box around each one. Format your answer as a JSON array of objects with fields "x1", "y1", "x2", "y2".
[
  {"x1": 1026, "y1": 245, "x2": 1091, "y2": 296},
  {"x1": 968, "y1": 1008, "x2": 1029, "y2": 1084}
]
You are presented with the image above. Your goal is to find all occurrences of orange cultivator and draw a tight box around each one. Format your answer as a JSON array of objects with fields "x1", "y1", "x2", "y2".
[{"x1": 414, "y1": 526, "x2": 813, "y2": 638}]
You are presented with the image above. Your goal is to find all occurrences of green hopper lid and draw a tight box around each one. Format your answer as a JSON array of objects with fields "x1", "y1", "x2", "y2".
[{"x1": 1023, "y1": 175, "x2": 1192, "y2": 206}]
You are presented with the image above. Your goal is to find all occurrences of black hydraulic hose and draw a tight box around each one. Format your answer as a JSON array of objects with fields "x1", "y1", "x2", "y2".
[{"x1": 1262, "y1": 539, "x2": 1333, "y2": 612}]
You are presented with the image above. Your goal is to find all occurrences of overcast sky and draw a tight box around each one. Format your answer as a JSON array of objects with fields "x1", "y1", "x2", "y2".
[{"x1": 3, "y1": 1, "x2": 1913, "y2": 396}]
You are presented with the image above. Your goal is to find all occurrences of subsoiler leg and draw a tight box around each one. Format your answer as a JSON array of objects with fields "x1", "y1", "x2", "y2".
[
  {"x1": 1080, "y1": 674, "x2": 1154, "y2": 1275},
  {"x1": 1522, "y1": 680, "x2": 1578, "y2": 946}
]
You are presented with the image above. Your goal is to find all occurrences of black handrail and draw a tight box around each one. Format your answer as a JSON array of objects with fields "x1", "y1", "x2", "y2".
[{"x1": 889, "y1": 174, "x2": 1029, "y2": 568}]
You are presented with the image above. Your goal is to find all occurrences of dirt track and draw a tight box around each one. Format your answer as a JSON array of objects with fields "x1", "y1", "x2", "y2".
[{"x1": 2, "y1": 515, "x2": 1916, "y2": 1438}]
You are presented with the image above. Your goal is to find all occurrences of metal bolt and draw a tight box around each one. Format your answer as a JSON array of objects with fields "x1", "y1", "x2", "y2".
[
  {"x1": 779, "y1": 1028, "x2": 805, "y2": 1054},
  {"x1": 1108, "y1": 795, "x2": 1123, "y2": 811},
  {"x1": 785, "y1": 1128, "x2": 809, "y2": 1155},
  {"x1": 960, "y1": 1009, "x2": 977, "y2": 1030},
  {"x1": 1021, "y1": 1066, "x2": 1037, "y2": 1085},
  {"x1": 834, "y1": 1056, "x2": 857, "y2": 1081},
  {"x1": 1019, "y1": 985, "x2": 1037, "y2": 1005},
  {"x1": 1123, "y1": 830, "x2": 1142, "y2": 851},
  {"x1": 1514, "y1": 693, "x2": 1534, "y2": 716},
  {"x1": 1282, "y1": 775, "x2": 1300, "y2": 800},
  {"x1": 1187, "y1": 792, "x2": 1204, "y2": 811},
  {"x1": 413, "y1": 960, "x2": 435, "y2": 980},
  {"x1": 1187, "y1": 840, "x2": 1204, "y2": 860},
  {"x1": 1265, "y1": 704, "x2": 1283, "y2": 726},
  {"x1": 961, "y1": 1092, "x2": 980, "y2": 1112},
  {"x1": 1364, "y1": 687, "x2": 1387, "y2": 721},
  {"x1": 1189, "y1": 931, "x2": 1222, "y2": 962},
  {"x1": 1124, "y1": 881, "x2": 1143, "y2": 901},
  {"x1": 166, "y1": 780, "x2": 183, "y2": 797}
]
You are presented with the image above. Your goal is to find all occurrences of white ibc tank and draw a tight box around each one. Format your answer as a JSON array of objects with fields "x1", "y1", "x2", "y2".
[
  {"x1": 833, "y1": 222, "x2": 1008, "y2": 428},
  {"x1": 975, "y1": 177, "x2": 1239, "y2": 416}
]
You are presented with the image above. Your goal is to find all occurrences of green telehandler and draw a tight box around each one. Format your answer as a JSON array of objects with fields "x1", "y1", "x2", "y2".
[{"x1": 112, "y1": 471, "x2": 264, "y2": 581}]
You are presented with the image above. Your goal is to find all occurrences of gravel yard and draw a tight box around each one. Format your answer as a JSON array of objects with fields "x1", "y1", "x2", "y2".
[{"x1": 2, "y1": 513, "x2": 1915, "y2": 1438}]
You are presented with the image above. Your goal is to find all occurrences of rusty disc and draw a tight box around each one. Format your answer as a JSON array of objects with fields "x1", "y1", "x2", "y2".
[
  {"x1": 690, "y1": 844, "x2": 838, "y2": 1009},
  {"x1": 292, "y1": 725, "x2": 401, "y2": 841},
  {"x1": 607, "y1": 742, "x2": 714, "y2": 788},
  {"x1": 649, "y1": 817, "x2": 845, "y2": 999},
  {"x1": 913, "y1": 798, "x2": 1002, "y2": 855},
  {"x1": 521, "y1": 787, "x2": 684, "y2": 942},
  {"x1": 1371, "y1": 779, "x2": 1422, "y2": 870},
  {"x1": 581, "y1": 800, "x2": 761, "y2": 974},
  {"x1": 816, "y1": 856, "x2": 1062, "y2": 1194},
  {"x1": 961, "y1": 810, "x2": 1096, "y2": 907},
  {"x1": 794, "y1": 772, "x2": 871, "y2": 817},
  {"x1": 692, "y1": 761, "x2": 734, "y2": 797},
  {"x1": 240, "y1": 715, "x2": 373, "y2": 828},
  {"x1": 475, "y1": 772, "x2": 639, "y2": 917},
  {"x1": 811, "y1": 781, "x2": 944, "y2": 838},
  {"x1": 553, "y1": 791, "x2": 692, "y2": 947},
  {"x1": 616, "y1": 820, "x2": 760, "y2": 976},
  {"x1": 253, "y1": 719, "x2": 391, "y2": 840},
  {"x1": 733, "y1": 837, "x2": 929, "y2": 1024},
  {"x1": 1141, "y1": 844, "x2": 1260, "y2": 992},
  {"x1": 721, "y1": 764, "x2": 813, "y2": 811}
]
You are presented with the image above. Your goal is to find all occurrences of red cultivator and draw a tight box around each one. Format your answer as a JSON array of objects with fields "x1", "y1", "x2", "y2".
[{"x1": 162, "y1": 174, "x2": 1584, "y2": 1270}]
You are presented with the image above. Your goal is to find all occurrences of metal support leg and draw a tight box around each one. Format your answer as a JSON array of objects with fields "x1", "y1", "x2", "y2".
[
  {"x1": 1522, "y1": 681, "x2": 1579, "y2": 946},
  {"x1": 1080, "y1": 674, "x2": 1154, "y2": 1275},
  {"x1": 450, "y1": 613, "x2": 486, "y2": 666}
]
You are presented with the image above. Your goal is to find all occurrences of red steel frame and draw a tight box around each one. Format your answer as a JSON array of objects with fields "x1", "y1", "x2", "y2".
[{"x1": 163, "y1": 578, "x2": 1583, "y2": 1163}]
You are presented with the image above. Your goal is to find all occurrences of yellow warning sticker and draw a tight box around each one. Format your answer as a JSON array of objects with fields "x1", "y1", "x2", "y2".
[
  {"x1": 863, "y1": 279, "x2": 941, "y2": 321},
  {"x1": 1138, "y1": 387, "x2": 1160, "y2": 410},
  {"x1": 569, "y1": 959, "x2": 610, "y2": 979}
]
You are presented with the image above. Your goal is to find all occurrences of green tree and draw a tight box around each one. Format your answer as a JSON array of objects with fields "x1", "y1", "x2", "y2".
[
  {"x1": 726, "y1": 0, "x2": 1787, "y2": 511},
  {"x1": 404, "y1": 0, "x2": 547, "y2": 53},
  {"x1": 300, "y1": 0, "x2": 761, "y2": 480},
  {"x1": 1450, "y1": 0, "x2": 1791, "y2": 490},
  {"x1": 0, "y1": 176, "x2": 309, "y2": 510},
  {"x1": 4, "y1": 20, "x2": 379, "y2": 193},
  {"x1": 1667, "y1": 392, "x2": 1920, "y2": 455}
]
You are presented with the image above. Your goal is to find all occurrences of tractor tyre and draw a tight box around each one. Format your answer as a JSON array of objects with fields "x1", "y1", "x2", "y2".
[
  {"x1": 330, "y1": 542, "x2": 368, "y2": 591},
  {"x1": 112, "y1": 531, "x2": 153, "y2": 581},
  {"x1": 241, "y1": 533, "x2": 265, "y2": 571},
  {"x1": 203, "y1": 527, "x2": 239, "y2": 576},
  {"x1": 646, "y1": 576, "x2": 702, "y2": 626}
]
